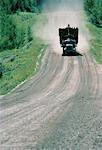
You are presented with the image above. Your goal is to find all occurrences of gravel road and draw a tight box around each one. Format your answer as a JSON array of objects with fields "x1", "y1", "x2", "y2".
[{"x1": 0, "y1": 1, "x2": 102, "y2": 150}]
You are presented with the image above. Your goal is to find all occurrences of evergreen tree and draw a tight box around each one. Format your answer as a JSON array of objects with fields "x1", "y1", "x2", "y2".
[
  {"x1": 0, "y1": 0, "x2": 40, "y2": 50},
  {"x1": 84, "y1": 0, "x2": 102, "y2": 27}
]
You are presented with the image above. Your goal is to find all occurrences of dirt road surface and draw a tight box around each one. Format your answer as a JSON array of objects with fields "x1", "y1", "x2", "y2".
[{"x1": 0, "y1": 0, "x2": 102, "y2": 150}]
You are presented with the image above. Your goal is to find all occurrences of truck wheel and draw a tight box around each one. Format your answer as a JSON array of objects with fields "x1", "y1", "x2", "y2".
[{"x1": 0, "y1": 72, "x2": 3, "y2": 78}]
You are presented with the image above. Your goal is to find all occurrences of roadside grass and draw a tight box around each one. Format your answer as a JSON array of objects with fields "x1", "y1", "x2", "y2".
[
  {"x1": 0, "y1": 13, "x2": 47, "y2": 95},
  {"x1": 87, "y1": 23, "x2": 102, "y2": 64}
]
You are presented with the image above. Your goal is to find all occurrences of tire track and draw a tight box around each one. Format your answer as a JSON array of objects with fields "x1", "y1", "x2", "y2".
[
  {"x1": 34, "y1": 54, "x2": 102, "y2": 150},
  {"x1": 0, "y1": 50, "x2": 75, "y2": 147}
]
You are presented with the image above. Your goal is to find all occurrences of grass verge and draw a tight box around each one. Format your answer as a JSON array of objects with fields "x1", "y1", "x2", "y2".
[
  {"x1": 0, "y1": 13, "x2": 47, "y2": 95},
  {"x1": 87, "y1": 23, "x2": 102, "y2": 64}
]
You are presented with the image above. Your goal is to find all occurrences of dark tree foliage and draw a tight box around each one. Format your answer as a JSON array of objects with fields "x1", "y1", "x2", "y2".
[
  {"x1": 84, "y1": 0, "x2": 94, "y2": 14},
  {"x1": 0, "y1": 0, "x2": 40, "y2": 51},
  {"x1": 0, "y1": 0, "x2": 39, "y2": 14},
  {"x1": 84, "y1": 0, "x2": 102, "y2": 27}
]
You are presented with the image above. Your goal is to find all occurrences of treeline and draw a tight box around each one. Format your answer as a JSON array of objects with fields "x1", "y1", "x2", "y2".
[
  {"x1": 0, "y1": 0, "x2": 42, "y2": 51},
  {"x1": 0, "y1": 0, "x2": 42, "y2": 14},
  {"x1": 84, "y1": 0, "x2": 102, "y2": 27}
]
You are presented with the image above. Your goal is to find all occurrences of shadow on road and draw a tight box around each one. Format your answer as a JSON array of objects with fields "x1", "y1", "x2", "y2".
[{"x1": 62, "y1": 51, "x2": 83, "y2": 56}]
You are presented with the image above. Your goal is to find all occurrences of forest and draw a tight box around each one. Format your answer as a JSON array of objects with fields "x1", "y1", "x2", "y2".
[
  {"x1": 84, "y1": 0, "x2": 102, "y2": 27},
  {"x1": 0, "y1": 0, "x2": 42, "y2": 51}
]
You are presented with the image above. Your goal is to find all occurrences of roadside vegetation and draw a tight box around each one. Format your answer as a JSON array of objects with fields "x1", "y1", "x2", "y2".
[
  {"x1": 88, "y1": 24, "x2": 102, "y2": 63},
  {"x1": 84, "y1": 0, "x2": 102, "y2": 63},
  {"x1": 0, "y1": 0, "x2": 47, "y2": 95}
]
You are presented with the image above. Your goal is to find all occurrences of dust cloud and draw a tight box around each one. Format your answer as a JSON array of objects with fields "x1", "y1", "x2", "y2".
[{"x1": 36, "y1": 0, "x2": 90, "y2": 54}]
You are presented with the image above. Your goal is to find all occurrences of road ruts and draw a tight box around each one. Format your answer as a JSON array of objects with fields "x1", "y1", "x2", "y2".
[
  {"x1": 35, "y1": 54, "x2": 102, "y2": 150},
  {"x1": 0, "y1": 47, "x2": 78, "y2": 149},
  {"x1": 0, "y1": 47, "x2": 102, "y2": 150}
]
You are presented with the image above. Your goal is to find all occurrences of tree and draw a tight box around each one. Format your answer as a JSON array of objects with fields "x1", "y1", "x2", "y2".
[
  {"x1": 84, "y1": 0, "x2": 102, "y2": 27},
  {"x1": 0, "y1": 0, "x2": 40, "y2": 50}
]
